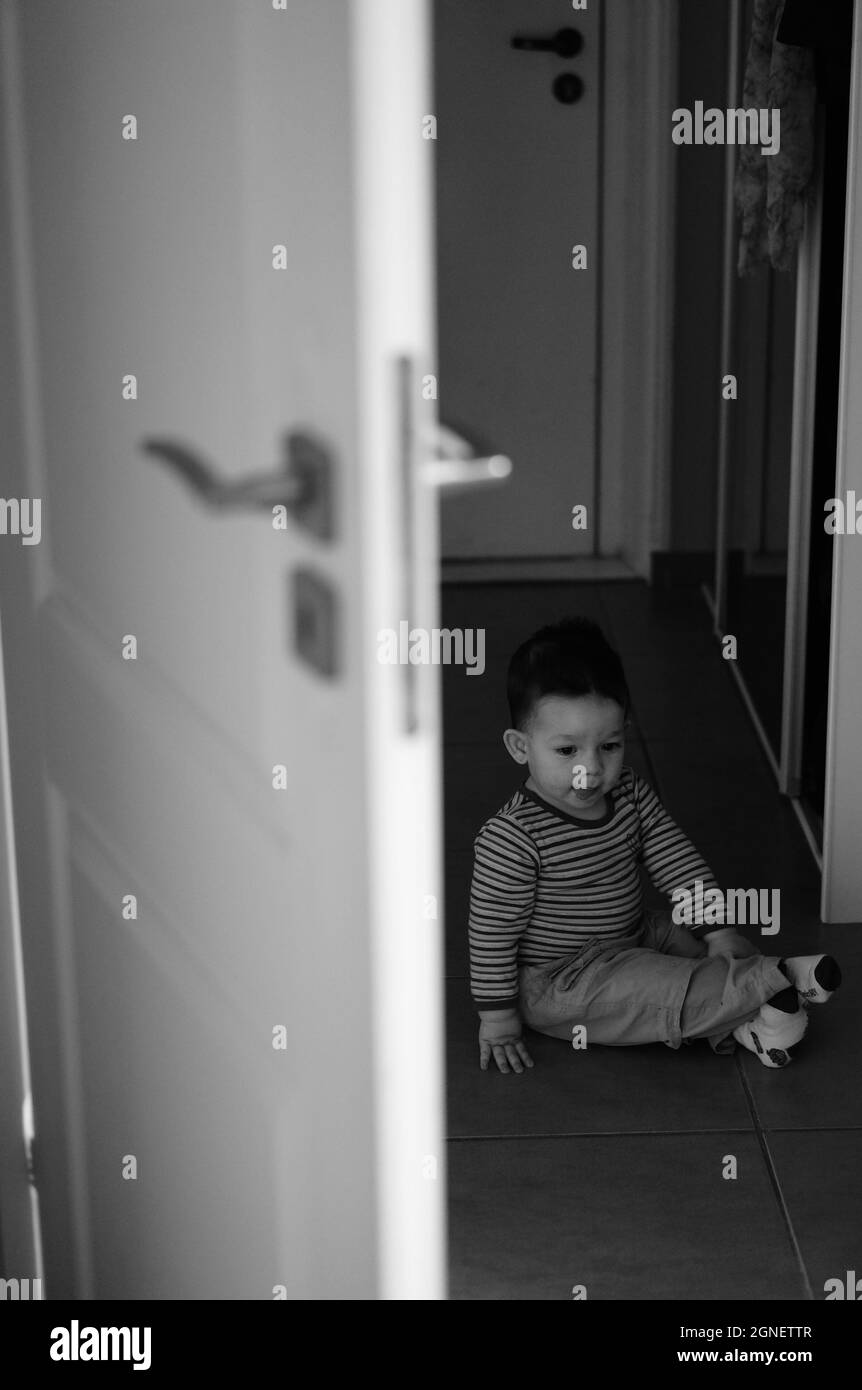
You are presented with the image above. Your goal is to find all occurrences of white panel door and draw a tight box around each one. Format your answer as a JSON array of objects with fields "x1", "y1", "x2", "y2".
[
  {"x1": 0, "y1": 0, "x2": 443, "y2": 1299},
  {"x1": 435, "y1": 0, "x2": 600, "y2": 559}
]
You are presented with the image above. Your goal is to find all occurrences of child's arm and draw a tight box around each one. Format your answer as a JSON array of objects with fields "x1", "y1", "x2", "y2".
[
  {"x1": 633, "y1": 773, "x2": 752, "y2": 955},
  {"x1": 469, "y1": 816, "x2": 539, "y2": 1073},
  {"x1": 478, "y1": 1008, "x2": 533, "y2": 1074}
]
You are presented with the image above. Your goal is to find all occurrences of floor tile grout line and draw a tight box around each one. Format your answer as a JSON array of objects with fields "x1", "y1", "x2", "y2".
[
  {"x1": 735, "y1": 1057, "x2": 815, "y2": 1300},
  {"x1": 447, "y1": 1121, "x2": 862, "y2": 1139},
  {"x1": 763, "y1": 1124, "x2": 862, "y2": 1133},
  {"x1": 446, "y1": 1127, "x2": 760, "y2": 1141}
]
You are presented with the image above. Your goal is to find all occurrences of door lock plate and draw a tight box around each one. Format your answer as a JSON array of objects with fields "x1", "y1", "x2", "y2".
[{"x1": 292, "y1": 567, "x2": 338, "y2": 678}]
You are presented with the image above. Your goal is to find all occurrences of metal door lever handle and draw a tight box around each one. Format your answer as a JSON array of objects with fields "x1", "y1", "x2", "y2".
[
  {"x1": 141, "y1": 438, "x2": 305, "y2": 508},
  {"x1": 511, "y1": 27, "x2": 583, "y2": 58},
  {"x1": 141, "y1": 430, "x2": 335, "y2": 539},
  {"x1": 422, "y1": 422, "x2": 512, "y2": 493}
]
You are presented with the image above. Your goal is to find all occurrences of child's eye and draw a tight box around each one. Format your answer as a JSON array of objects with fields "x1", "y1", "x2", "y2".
[
  {"x1": 603, "y1": 742, "x2": 622, "y2": 752},
  {"x1": 557, "y1": 746, "x2": 575, "y2": 756}
]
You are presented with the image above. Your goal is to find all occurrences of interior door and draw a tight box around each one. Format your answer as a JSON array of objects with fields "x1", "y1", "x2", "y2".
[
  {"x1": 0, "y1": 0, "x2": 444, "y2": 1299},
  {"x1": 434, "y1": 0, "x2": 600, "y2": 560}
]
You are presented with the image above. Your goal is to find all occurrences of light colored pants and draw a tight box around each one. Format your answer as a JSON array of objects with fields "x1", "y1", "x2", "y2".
[{"x1": 518, "y1": 910, "x2": 789, "y2": 1053}]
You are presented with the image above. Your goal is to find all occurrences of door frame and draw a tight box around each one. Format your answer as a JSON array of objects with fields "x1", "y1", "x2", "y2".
[
  {"x1": 598, "y1": 0, "x2": 676, "y2": 578},
  {"x1": 0, "y1": 0, "x2": 86, "y2": 1293},
  {"x1": 0, "y1": 610, "x2": 45, "y2": 1290},
  {"x1": 779, "y1": 145, "x2": 823, "y2": 799},
  {"x1": 821, "y1": 0, "x2": 862, "y2": 921}
]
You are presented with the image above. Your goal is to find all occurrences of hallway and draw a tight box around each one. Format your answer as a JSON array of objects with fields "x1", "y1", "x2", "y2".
[{"x1": 442, "y1": 579, "x2": 861, "y2": 1301}]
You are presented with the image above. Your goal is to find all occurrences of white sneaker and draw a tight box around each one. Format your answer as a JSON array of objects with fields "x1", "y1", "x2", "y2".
[
  {"x1": 733, "y1": 1003, "x2": 809, "y2": 1069},
  {"x1": 781, "y1": 954, "x2": 842, "y2": 1005}
]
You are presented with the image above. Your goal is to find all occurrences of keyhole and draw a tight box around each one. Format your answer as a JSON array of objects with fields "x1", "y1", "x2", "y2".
[{"x1": 553, "y1": 72, "x2": 584, "y2": 105}]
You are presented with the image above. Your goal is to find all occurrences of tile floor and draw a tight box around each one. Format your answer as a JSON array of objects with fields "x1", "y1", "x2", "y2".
[{"x1": 442, "y1": 579, "x2": 861, "y2": 1301}]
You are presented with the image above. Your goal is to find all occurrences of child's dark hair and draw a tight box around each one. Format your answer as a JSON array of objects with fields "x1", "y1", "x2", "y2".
[{"x1": 507, "y1": 617, "x2": 630, "y2": 732}]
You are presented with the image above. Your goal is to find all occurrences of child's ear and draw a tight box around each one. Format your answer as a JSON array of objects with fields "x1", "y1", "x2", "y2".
[{"x1": 503, "y1": 728, "x2": 530, "y2": 764}]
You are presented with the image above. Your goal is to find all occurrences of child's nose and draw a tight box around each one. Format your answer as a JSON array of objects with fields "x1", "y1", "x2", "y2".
[{"x1": 572, "y1": 759, "x2": 601, "y2": 783}]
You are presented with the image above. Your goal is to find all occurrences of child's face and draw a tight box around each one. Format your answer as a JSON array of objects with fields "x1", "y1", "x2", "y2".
[{"x1": 504, "y1": 693, "x2": 626, "y2": 816}]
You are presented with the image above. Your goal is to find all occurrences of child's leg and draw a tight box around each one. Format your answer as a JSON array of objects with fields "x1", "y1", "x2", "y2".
[
  {"x1": 676, "y1": 954, "x2": 798, "y2": 1048},
  {"x1": 637, "y1": 909, "x2": 755, "y2": 1052},
  {"x1": 519, "y1": 935, "x2": 790, "y2": 1049},
  {"x1": 641, "y1": 911, "x2": 839, "y2": 1056},
  {"x1": 641, "y1": 909, "x2": 801, "y2": 1053}
]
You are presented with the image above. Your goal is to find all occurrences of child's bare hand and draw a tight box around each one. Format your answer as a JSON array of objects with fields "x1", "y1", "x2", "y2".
[
  {"x1": 478, "y1": 1012, "x2": 534, "y2": 1074},
  {"x1": 704, "y1": 927, "x2": 757, "y2": 959}
]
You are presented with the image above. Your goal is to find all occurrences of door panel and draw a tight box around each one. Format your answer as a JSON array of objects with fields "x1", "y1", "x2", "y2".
[
  {"x1": 435, "y1": 0, "x2": 600, "y2": 559},
  {"x1": 1, "y1": 0, "x2": 443, "y2": 1299}
]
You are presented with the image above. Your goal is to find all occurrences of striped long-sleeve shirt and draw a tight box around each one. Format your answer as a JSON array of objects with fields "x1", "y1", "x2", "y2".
[{"x1": 468, "y1": 766, "x2": 720, "y2": 1009}]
